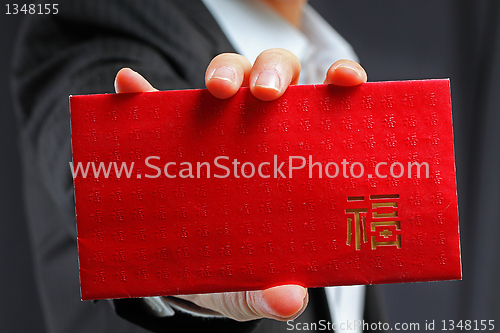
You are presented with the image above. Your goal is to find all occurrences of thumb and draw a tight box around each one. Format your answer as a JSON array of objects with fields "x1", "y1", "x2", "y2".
[
  {"x1": 177, "y1": 285, "x2": 308, "y2": 321},
  {"x1": 250, "y1": 285, "x2": 308, "y2": 320},
  {"x1": 114, "y1": 67, "x2": 157, "y2": 93}
]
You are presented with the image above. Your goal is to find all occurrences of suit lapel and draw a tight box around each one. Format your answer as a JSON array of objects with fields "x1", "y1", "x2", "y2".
[{"x1": 170, "y1": 0, "x2": 236, "y2": 55}]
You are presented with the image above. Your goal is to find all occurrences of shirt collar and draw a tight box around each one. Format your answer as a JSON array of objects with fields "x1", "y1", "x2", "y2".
[{"x1": 301, "y1": 4, "x2": 358, "y2": 64}]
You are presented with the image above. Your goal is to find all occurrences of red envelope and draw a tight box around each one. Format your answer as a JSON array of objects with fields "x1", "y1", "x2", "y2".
[{"x1": 70, "y1": 80, "x2": 461, "y2": 301}]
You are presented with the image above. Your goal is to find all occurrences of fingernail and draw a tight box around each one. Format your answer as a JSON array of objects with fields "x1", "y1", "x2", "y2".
[
  {"x1": 255, "y1": 70, "x2": 280, "y2": 91},
  {"x1": 210, "y1": 66, "x2": 236, "y2": 84},
  {"x1": 337, "y1": 64, "x2": 366, "y2": 80}
]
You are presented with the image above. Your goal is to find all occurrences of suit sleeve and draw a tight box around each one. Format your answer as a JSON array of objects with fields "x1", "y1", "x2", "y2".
[{"x1": 11, "y1": 0, "x2": 258, "y2": 332}]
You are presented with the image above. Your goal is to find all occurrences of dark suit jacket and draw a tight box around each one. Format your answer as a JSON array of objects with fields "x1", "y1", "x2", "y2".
[{"x1": 11, "y1": 0, "x2": 386, "y2": 332}]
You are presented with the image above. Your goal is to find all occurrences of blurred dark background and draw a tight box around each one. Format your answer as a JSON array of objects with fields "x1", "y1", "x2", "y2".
[
  {"x1": 0, "y1": 0, "x2": 46, "y2": 331},
  {"x1": 1, "y1": 0, "x2": 498, "y2": 332}
]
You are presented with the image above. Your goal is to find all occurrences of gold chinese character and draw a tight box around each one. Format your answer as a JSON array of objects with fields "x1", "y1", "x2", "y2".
[{"x1": 346, "y1": 204, "x2": 368, "y2": 250}]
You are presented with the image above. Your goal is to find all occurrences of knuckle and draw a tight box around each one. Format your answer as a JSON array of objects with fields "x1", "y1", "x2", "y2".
[
  {"x1": 257, "y1": 49, "x2": 300, "y2": 74},
  {"x1": 213, "y1": 53, "x2": 248, "y2": 64}
]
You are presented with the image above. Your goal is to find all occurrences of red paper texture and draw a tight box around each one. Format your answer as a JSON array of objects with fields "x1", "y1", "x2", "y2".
[{"x1": 70, "y1": 80, "x2": 461, "y2": 301}]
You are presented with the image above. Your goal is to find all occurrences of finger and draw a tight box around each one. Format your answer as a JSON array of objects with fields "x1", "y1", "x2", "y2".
[
  {"x1": 324, "y1": 59, "x2": 367, "y2": 86},
  {"x1": 249, "y1": 48, "x2": 301, "y2": 101},
  {"x1": 114, "y1": 67, "x2": 157, "y2": 93},
  {"x1": 177, "y1": 285, "x2": 308, "y2": 322},
  {"x1": 205, "y1": 53, "x2": 252, "y2": 99}
]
